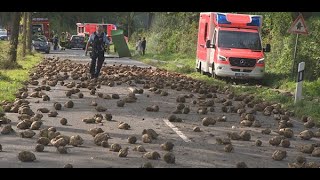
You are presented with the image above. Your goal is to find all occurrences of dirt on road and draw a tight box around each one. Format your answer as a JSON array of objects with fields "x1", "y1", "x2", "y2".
[{"x1": 1, "y1": 51, "x2": 320, "y2": 168}]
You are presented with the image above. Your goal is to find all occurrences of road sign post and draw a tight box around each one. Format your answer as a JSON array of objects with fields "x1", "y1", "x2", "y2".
[
  {"x1": 295, "y1": 62, "x2": 305, "y2": 104},
  {"x1": 291, "y1": 33, "x2": 299, "y2": 79},
  {"x1": 288, "y1": 13, "x2": 308, "y2": 80}
]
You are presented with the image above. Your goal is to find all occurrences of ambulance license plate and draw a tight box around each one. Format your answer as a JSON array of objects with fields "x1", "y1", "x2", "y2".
[{"x1": 235, "y1": 73, "x2": 249, "y2": 77}]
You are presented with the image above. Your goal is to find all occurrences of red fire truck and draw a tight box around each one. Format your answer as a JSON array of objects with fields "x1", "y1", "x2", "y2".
[
  {"x1": 76, "y1": 23, "x2": 118, "y2": 53},
  {"x1": 32, "y1": 18, "x2": 50, "y2": 40},
  {"x1": 76, "y1": 23, "x2": 129, "y2": 43},
  {"x1": 76, "y1": 23, "x2": 117, "y2": 40},
  {"x1": 196, "y1": 12, "x2": 271, "y2": 80}
]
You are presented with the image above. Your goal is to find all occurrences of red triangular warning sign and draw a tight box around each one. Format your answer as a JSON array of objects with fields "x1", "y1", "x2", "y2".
[{"x1": 288, "y1": 14, "x2": 308, "y2": 35}]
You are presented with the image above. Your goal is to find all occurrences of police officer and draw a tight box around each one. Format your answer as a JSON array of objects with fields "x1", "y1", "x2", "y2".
[
  {"x1": 85, "y1": 25, "x2": 109, "y2": 79},
  {"x1": 53, "y1": 35, "x2": 59, "y2": 50}
]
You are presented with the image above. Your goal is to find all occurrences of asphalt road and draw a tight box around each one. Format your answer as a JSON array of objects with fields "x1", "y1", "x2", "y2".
[
  {"x1": 1, "y1": 49, "x2": 319, "y2": 168},
  {"x1": 46, "y1": 49, "x2": 149, "y2": 67}
]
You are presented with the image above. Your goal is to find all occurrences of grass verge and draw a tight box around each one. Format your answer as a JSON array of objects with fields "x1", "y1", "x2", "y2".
[{"x1": 0, "y1": 41, "x2": 43, "y2": 112}]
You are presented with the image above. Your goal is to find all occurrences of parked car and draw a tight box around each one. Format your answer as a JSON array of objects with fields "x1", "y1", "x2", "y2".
[
  {"x1": 0, "y1": 29, "x2": 8, "y2": 40},
  {"x1": 32, "y1": 35, "x2": 50, "y2": 54},
  {"x1": 66, "y1": 35, "x2": 85, "y2": 49}
]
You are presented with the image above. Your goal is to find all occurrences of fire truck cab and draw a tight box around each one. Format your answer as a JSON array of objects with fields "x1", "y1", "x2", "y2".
[
  {"x1": 76, "y1": 23, "x2": 118, "y2": 54},
  {"x1": 32, "y1": 18, "x2": 50, "y2": 40},
  {"x1": 76, "y1": 23, "x2": 117, "y2": 41},
  {"x1": 196, "y1": 12, "x2": 271, "y2": 79}
]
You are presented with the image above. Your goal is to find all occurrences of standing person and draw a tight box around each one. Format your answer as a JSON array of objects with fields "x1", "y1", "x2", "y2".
[
  {"x1": 66, "y1": 32, "x2": 71, "y2": 41},
  {"x1": 53, "y1": 35, "x2": 59, "y2": 50},
  {"x1": 135, "y1": 38, "x2": 142, "y2": 55},
  {"x1": 105, "y1": 31, "x2": 110, "y2": 54},
  {"x1": 141, "y1": 37, "x2": 146, "y2": 56},
  {"x1": 50, "y1": 30, "x2": 54, "y2": 43},
  {"x1": 60, "y1": 32, "x2": 66, "y2": 50},
  {"x1": 85, "y1": 25, "x2": 109, "y2": 79},
  {"x1": 83, "y1": 33, "x2": 89, "y2": 50}
]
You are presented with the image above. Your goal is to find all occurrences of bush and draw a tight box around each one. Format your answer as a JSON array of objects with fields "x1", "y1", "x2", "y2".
[{"x1": 131, "y1": 12, "x2": 198, "y2": 57}]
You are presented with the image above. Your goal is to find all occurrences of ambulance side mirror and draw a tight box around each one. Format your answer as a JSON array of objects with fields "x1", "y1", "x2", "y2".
[
  {"x1": 206, "y1": 40, "x2": 211, "y2": 48},
  {"x1": 206, "y1": 40, "x2": 215, "y2": 48},
  {"x1": 264, "y1": 44, "x2": 271, "y2": 52}
]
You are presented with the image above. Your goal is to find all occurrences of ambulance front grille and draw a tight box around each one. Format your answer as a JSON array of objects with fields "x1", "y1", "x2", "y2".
[{"x1": 229, "y1": 57, "x2": 256, "y2": 67}]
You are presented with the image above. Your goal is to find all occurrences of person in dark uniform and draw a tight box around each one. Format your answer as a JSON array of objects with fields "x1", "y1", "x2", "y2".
[
  {"x1": 85, "y1": 25, "x2": 109, "y2": 79},
  {"x1": 53, "y1": 35, "x2": 59, "y2": 50},
  {"x1": 141, "y1": 37, "x2": 146, "y2": 56}
]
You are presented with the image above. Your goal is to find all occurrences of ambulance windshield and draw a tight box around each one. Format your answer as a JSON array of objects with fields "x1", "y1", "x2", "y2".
[{"x1": 218, "y1": 30, "x2": 262, "y2": 50}]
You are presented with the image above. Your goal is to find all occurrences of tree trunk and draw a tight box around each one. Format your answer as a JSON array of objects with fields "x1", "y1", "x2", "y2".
[
  {"x1": 127, "y1": 13, "x2": 130, "y2": 41},
  {"x1": 26, "y1": 12, "x2": 32, "y2": 54},
  {"x1": 127, "y1": 12, "x2": 135, "y2": 41},
  {"x1": 22, "y1": 12, "x2": 27, "y2": 57},
  {"x1": 8, "y1": 12, "x2": 21, "y2": 62},
  {"x1": 147, "y1": 13, "x2": 154, "y2": 29}
]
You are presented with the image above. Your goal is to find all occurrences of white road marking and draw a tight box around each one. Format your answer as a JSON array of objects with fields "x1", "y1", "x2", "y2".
[{"x1": 163, "y1": 119, "x2": 191, "y2": 143}]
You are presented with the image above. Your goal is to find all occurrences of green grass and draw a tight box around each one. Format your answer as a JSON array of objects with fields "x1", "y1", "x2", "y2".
[
  {"x1": 0, "y1": 41, "x2": 43, "y2": 106},
  {"x1": 131, "y1": 47, "x2": 320, "y2": 122},
  {"x1": 131, "y1": 51, "x2": 195, "y2": 74},
  {"x1": 294, "y1": 100, "x2": 320, "y2": 121},
  {"x1": 280, "y1": 78, "x2": 320, "y2": 99}
]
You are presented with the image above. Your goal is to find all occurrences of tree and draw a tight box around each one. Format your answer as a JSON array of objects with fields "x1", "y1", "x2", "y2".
[
  {"x1": 26, "y1": 12, "x2": 32, "y2": 54},
  {"x1": 22, "y1": 12, "x2": 27, "y2": 57},
  {"x1": 7, "y1": 12, "x2": 21, "y2": 62},
  {"x1": 127, "y1": 12, "x2": 135, "y2": 41},
  {"x1": 0, "y1": 12, "x2": 12, "y2": 30},
  {"x1": 125, "y1": 12, "x2": 143, "y2": 41},
  {"x1": 147, "y1": 12, "x2": 154, "y2": 29}
]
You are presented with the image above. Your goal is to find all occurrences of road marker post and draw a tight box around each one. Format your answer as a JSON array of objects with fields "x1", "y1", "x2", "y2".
[{"x1": 295, "y1": 62, "x2": 305, "y2": 104}]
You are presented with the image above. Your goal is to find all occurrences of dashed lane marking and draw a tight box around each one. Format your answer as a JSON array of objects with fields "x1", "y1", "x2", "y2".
[{"x1": 163, "y1": 119, "x2": 191, "y2": 143}]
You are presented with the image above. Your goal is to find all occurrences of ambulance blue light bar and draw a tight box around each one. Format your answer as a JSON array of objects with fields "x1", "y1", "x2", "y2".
[
  {"x1": 216, "y1": 13, "x2": 262, "y2": 29},
  {"x1": 247, "y1": 16, "x2": 261, "y2": 27},
  {"x1": 217, "y1": 13, "x2": 231, "y2": 24}
]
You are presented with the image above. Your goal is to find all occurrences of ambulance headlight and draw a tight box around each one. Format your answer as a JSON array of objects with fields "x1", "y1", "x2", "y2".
[
  {"x1": 257, "y1": 58, "x2": 265, "y2": 64},
  {"x1": 218, "y1": 55, "x2": 227, "y2": 61}
]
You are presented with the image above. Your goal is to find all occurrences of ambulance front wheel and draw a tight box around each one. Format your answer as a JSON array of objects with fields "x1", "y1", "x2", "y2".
[
  {"x1": 212, "y1": 72, "x2": 217, "y2": 79},
  {"x1": 211, "y1": 63, "x2": 218, "y2": 79},
  {"x1": 200, "y1": 69, "x2": 207, "y2": 75},
  {"x1": 253, "y1": 79, "x2": 265, "y2": 86}
]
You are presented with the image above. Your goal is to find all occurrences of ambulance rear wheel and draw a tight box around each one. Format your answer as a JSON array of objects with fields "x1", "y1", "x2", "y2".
[
  {"x1": 197, "y1": 62, "x2": 202, "y2": 73},
  {"x1": 199, "y1": 62, "x2": 208, "y2": 75}
]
